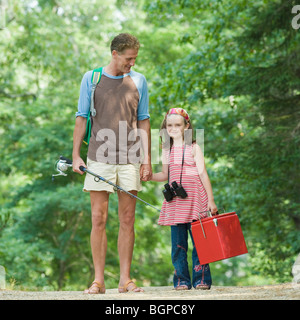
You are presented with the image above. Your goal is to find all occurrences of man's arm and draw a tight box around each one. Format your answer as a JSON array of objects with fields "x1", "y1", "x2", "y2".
[
  {"x1": 137, "y1": 118, "x2": 152, "y2": 181},
  {"x1": 72, "y1": 116, "x2": 87, "y2": 174}
]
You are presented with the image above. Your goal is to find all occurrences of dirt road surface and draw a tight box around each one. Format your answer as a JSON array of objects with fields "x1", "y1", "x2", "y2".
[{"x1": 1, "y1": 283, "x2": 299, "y2": 300}]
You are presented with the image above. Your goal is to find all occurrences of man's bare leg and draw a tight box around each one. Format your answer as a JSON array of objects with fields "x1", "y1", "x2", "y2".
[
  {"x1": 117, "y1": 190, "x2": 143, "y2": 292},
  {"x1": 86, "y1": 191, "x2": 109, "y2": 293}
]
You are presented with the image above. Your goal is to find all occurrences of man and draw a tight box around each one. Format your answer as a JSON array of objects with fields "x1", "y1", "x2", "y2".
[{"x1": 72, "y1": 33, "x2": 152, "y2": 294}]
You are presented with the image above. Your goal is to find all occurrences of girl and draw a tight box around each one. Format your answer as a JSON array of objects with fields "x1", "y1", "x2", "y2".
[{"x1": 150, "y1": 107, "x2": 218, "y2": 290}]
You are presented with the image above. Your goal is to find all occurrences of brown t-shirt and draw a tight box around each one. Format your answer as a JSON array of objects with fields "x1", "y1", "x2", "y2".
[{"x1": 87, "y1": 73, "x2": 144, "y2": 164}]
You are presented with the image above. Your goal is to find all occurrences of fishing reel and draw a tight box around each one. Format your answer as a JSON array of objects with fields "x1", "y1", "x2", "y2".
[{"x1": 52, "y1": 156, "x2": 73, "y2": 180}]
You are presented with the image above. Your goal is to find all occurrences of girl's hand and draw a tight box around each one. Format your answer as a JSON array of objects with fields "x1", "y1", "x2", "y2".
[
  {"x1": 141, "y1": 170, "x2": 152, "y2": 181},
  {"x1": 208, "y1": 201, "x2": 218, "y2": 215},
  {"x1": 140, "y1": 164, "x2": 152, "y2": 181},
  {"x1": 142, "y1": 170, "x2": 151, "y2": 180}
]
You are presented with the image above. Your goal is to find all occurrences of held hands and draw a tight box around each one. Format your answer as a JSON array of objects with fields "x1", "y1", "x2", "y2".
[{"x1": 140, "y1": 164, "x2": 152, "y2": 181}]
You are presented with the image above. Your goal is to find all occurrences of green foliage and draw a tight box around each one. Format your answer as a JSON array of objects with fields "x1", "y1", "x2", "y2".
[{"x1": 0, "y1": 0, "x2": 299, "y2": 290}]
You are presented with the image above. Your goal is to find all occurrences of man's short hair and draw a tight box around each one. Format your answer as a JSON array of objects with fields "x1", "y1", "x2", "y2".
[{"x1": 110, "y1": 33, "x2": 140, "y2": 53}]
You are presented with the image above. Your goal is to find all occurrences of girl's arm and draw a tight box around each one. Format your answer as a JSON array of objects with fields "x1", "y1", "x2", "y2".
[
  {"x1": 193, "y1": 143, "x2": 218, "y2": 214},
  {"x1": 151, "y1": 163, "x2": 169, "y2": 182},
  {"x1": 146, "y1": 149, "x2": 169, "y2": 182}
]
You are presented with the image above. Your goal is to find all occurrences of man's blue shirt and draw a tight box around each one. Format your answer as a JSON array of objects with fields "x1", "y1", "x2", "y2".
[{"x1": 76, "y1": 69, "x2": 150, "y2": 120}]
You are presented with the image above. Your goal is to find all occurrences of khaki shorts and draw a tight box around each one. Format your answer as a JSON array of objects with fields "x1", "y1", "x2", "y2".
[{"x1": 83, "y1": 158, "x2": 142, "y2": 193}]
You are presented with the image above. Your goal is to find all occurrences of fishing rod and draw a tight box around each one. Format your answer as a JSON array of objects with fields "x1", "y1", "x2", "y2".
[{"x1": 52, "y1": 156, "x2": 161, "y2": 213}]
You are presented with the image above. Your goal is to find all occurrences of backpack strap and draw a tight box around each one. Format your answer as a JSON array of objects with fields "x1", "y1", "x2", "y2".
[{"x1": 90, "y1": 67, "x2": 103, "y2": 117}]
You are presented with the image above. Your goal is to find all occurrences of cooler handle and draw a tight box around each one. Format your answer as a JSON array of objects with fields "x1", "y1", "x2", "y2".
[{"x1": 197, "y1": 209, "x2": 224, "y2": 239}]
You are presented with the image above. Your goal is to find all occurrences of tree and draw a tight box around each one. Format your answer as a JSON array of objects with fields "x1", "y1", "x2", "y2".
[
  {"x1": 0, "y1": 0, "x2": 173, "y2": 290},
  {"x1": 1, "y1": 0, "x2": 298, "y2": 290},
  {"x1": 144, "y1": 0, "x2": 300, "y2": 281}
]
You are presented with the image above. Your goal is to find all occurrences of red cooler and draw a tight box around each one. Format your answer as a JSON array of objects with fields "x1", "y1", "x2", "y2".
[{"x1": 191, "y1": 212, "x2": 248, "y2": 265}]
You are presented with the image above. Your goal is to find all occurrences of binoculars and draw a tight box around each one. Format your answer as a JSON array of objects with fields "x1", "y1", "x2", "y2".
[{"x1": 163, "y1": 181, "x2": 188, "y2": 202}]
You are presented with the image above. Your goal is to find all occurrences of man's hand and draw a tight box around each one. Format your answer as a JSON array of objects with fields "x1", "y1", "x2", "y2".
[
  {"x1": 140, "y1": 163, "x2": 152, "y2": 181},
  {"x1": 72, "y1": 157, "x2": 86, "y2": 175},
  {"x1": 137, "y1": 119, "x2": 152, "y2": 181}
]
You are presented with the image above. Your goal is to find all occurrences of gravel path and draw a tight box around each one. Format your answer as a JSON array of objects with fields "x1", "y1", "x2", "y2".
[{"x1": 1, "y1": 283, "x2": 299, "y2": 300}]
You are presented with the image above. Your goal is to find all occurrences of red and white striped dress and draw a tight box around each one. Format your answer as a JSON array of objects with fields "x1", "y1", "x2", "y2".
[{"x1": 158, "y1": 144, "x2": 208, "y2": 226}]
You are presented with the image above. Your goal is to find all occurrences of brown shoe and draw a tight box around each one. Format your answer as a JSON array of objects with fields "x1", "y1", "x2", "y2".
[
  {"x1": 84, "y1": 281, "x2": 105, "y2": 294},
  {"x1": 118, "y1": 280, "x2": 144, "y2": 293}
]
